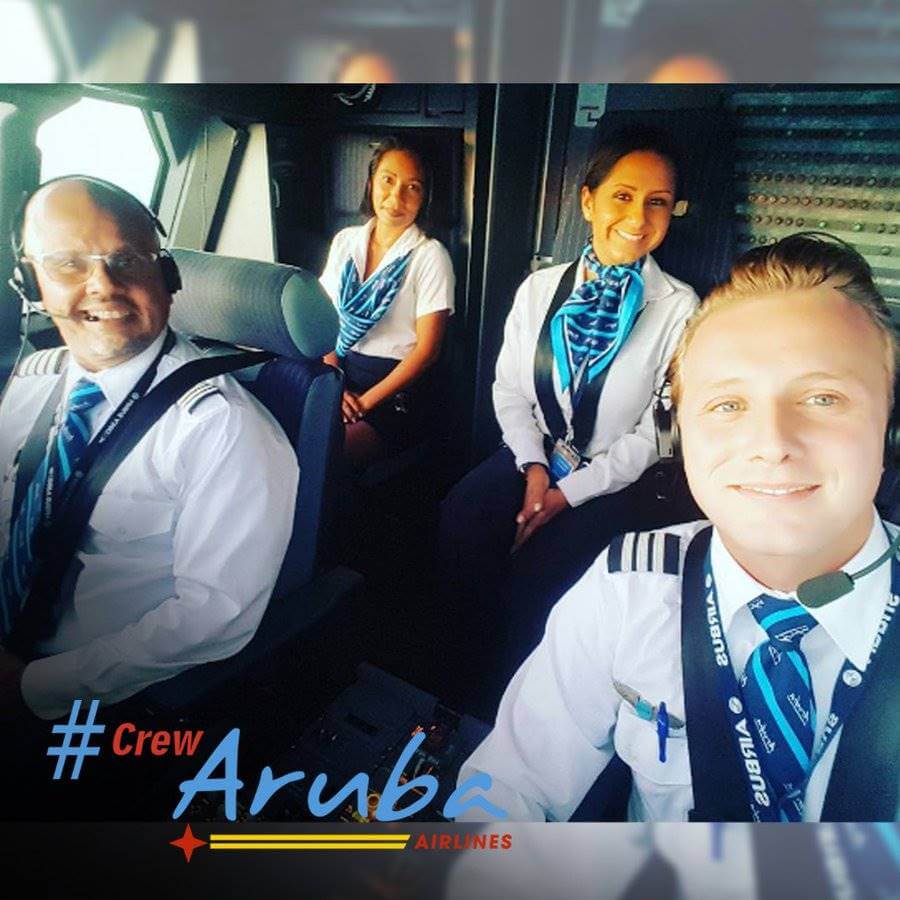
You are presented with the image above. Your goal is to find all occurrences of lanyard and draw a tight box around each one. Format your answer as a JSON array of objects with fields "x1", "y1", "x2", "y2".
[
  {"x1": 534, "y1": 263, "x2": 645, "y2": 453},
  {"x1": 702, "y1": 546, "x2": 900, "y2": 822},
  {"x1": 41, "y1": 329, "x2": 176, "y2": 526}
]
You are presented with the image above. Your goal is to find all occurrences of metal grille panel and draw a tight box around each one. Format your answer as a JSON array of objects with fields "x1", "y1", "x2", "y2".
[{"x1": 729, "y1": 88, "x2": 900, "y2": 310}]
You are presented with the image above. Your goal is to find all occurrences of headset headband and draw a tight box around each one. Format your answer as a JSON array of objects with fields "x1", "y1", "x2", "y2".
[
  {"x1": 11, "y1": 174, "x2": 166, "y2": 258},
  {"x1": 8, "y1": 174, "x2": 181, "y2": 303}
]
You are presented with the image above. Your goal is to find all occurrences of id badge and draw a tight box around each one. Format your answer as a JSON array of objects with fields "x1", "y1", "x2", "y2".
[{"x1": 549, "y1": 438, "x2": 581, "y2": 482}]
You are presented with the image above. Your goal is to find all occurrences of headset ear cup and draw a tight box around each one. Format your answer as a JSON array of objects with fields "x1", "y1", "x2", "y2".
[
  {"x1": 885, "y1": 402, "x2": 900, "y2": 469},
  {"x1": 13, "y1": 261, "x2": 40, "y2": 306},
  {"x1": 158, "y1": 251, "x2": 181, "y2": 295},
  {"x1": 654, "y1": 392, "x2": 680, "y2": 462}
]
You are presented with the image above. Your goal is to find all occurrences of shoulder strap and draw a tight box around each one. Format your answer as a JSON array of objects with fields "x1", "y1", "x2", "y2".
[
  {"x1": 821, "y1": 593, "x2": 900, "y2": 820},
  {"x1": 681, "y1": 525, "x2": 754, "y2": 821},
  {"x1": 534, "y1": 263, "x2": 577, "y2": 444},
  {"x1": 9, "y1": 349, "x2": 274, "y2": 657},
  {"x1": 11, "y1": 377, "x2": 66, "y2": 525},
  {"x1": 533, "y1": 263, "x2": 639, "y2": 452}
]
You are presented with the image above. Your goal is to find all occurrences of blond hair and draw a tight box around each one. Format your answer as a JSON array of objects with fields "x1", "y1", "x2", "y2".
[{"x1": 669, "y1": 232, "x2": 896, "y2": 406}]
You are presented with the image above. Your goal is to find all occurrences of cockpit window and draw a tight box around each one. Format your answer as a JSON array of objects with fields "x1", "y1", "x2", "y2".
[
  {"x1": 36, "y1": 98, "x2": 162, "y2": 206},
  {"x1": 0, "y1": 1, "x2": 58, "y2": 81}
]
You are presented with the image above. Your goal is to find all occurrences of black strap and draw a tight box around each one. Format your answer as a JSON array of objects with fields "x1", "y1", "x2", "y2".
[
  {"x1": 533, "y1": 262, "x2": 639, "y2": 453},
  {"x1": 681, "y1": 525, "x2": 754, "y2": 822},
  {"x1": 10, "y1": 378, "x2": 66, "y2": 525},
  {"x1": 821, "y1": 586, "x2": 900, "y2": 820},
  {"x1": 9, "y1": 349, "x2": 274, "y2": 656}
]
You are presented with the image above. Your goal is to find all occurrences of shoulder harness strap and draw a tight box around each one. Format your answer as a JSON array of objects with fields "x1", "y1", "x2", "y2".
[{"x1": 682, "y1": 525, "x2": 755, "y2": 822}]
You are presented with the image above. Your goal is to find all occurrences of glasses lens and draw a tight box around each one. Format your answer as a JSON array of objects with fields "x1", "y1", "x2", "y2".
[
  {"x1": 39, "y1": 250, "x2": 153, "y2": 284},
  {"x1": 108, "y1": 251, "x2": 150, "y2": 277},
  {"x1": 42, "y1": 252, "x2": 91, "y2": 284}
]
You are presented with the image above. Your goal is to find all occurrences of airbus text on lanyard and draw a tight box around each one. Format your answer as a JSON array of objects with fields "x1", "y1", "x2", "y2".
[{"x1": 701, "y1": 548, "x2": 900, "y2": 822}]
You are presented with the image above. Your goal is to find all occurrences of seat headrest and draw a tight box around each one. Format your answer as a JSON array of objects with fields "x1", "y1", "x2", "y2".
[{"x1": 169, "y1": 248, "x2": 338, "y2": 359}]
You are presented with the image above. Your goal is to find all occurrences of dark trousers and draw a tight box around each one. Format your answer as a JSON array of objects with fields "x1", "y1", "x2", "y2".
[{"x1": 438, "y1": 446, "x2": 701, "y2": 714}]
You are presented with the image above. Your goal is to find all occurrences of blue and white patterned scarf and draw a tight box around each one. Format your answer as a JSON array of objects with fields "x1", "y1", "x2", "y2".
[
  {"x1": 550, "y1": 240, "x2": 645, "y2": 406},
  {"x1": 335, "y1": 249, "x2": 414, "y2": 357}
]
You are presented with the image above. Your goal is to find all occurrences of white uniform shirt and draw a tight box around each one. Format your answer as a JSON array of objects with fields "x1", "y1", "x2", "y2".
[
  {"x1": 319, "y1": 219, "x2": 455, "y2": 360},
  {"x1": 457, "y1": 513, "x2": 894, "y2": 821},
  {"x1": 492, "y1": 255, "x2": 698, "y2": 507},
  {"x1": 0, "y1": 330, "x2": 299, "y2": 719}
]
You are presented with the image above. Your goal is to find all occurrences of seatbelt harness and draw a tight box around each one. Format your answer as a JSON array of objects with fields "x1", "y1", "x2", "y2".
[{"x1": 8, "y1": 345, "x2": 274, "y2": 656}]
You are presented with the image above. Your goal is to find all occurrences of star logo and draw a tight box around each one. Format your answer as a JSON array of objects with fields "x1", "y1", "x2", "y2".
[{"x1": 170, "y1": 824, "x2": 207, "y2": 863}]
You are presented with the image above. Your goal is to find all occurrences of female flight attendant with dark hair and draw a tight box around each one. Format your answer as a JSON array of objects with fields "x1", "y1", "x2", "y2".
[
  {"x1": 441, "y1": 126, "x2": 701, "y2": 690},
  {"x1": 320, "y1": 136, "x2": 455, "y2": 466}
]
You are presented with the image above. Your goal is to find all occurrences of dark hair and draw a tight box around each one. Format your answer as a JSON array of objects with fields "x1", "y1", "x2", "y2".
[
  {"x1": 14, "y1": 174, "x2": 161, "y2": 256},
  {"x1": 582, "y1": 124, "x2": 682, "y2": 199},
  {"x1": 359, "y1": 136, "x2": 433, "y2": 232}
]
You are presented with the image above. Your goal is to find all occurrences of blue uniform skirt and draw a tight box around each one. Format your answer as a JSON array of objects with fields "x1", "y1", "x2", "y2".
[{"x1": 342, "y1": 350, "x2": 433, "y2": 451}]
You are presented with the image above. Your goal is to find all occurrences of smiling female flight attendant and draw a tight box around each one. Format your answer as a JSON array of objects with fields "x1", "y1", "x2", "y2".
[
  {"x1": 440, "y1": 126, "x2": 701, "y2": 698},
  {"x1": 320, "y1": 137, "x2": 455, "y2": 466}
]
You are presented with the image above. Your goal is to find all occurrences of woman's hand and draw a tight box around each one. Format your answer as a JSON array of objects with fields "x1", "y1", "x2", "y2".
[
  {"x1": 513, "y1": 464, "x2": 550, "y2": 550},
  {"x1": 342, "y1": 391, "x2": 368, "y2": 424},
  {"x1": 347, "y1": 310, "x2": 449, "y2": 417},
  {"x1": 513, "y1": 481, "x2": 569, "y2": 552}
]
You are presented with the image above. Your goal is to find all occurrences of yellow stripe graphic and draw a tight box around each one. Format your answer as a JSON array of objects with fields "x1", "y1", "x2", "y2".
[
  {"x1": 211, "y1": 833, "x2": 410, "y2": 841},
  {"x1": 210, "y1": 843, "x2": 408, "y2": 851},
  {"x1": 209, "y1": 833, "x2": 411, "y2": 851}
]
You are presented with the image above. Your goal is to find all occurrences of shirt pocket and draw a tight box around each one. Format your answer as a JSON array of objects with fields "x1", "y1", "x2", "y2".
[
  {"x1": 614, "y1": 702, "x2": 691, "y2": 787},
  {"x1": 89, "y1": 493, "x2": 174, "y2": 543}
]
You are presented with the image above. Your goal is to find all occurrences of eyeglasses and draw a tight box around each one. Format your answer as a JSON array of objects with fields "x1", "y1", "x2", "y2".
[{"x1": 23, "y1": 250, "x2": 160, "y2": 285}]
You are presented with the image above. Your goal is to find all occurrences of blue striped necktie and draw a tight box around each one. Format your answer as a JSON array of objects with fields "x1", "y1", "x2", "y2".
[
  {"x1": 335, "y1": 250, "x2": 414, "y2": 357},
  {"x1": 550, "y1": 241, "x2": 644, "y2": 404},
  {"x1": 740, "y1": 594, "x2": 819, "y2": 821},
  {"x1": 0, "y1": 377, "x2": 104, "y2": 640}
]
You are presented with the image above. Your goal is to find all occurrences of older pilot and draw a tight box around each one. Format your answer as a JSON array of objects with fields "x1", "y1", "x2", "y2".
[{"x1": 0, "y1": 175, "x2": 298, "y2": 721}]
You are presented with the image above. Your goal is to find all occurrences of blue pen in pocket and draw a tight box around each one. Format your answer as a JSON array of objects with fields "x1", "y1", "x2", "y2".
[{"x1": 657, "y1": 701, "x2": 669, "y2": 763}]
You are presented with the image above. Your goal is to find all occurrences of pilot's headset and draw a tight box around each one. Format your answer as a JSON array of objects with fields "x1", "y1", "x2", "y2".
[{"x1": 8, "y1": 174, "x2": 182, "y2": 313}]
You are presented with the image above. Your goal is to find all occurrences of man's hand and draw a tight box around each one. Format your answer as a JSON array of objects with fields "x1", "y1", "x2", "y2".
[
  {"x1": 0, "y1": 650, "x2": 27, "y2": 719},
  {"x1": 512, "y1": 486, "x2": 569, "y2": 552},
  {"x1": 341, "y1": 390, "x2": 367, "y2": 425}
]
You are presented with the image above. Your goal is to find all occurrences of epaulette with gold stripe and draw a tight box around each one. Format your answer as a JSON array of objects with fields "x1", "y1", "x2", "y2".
[
  {"x1": 177, "y1": 379, "x2": 222, "y2": 413},
  {"x1": 607, "y1": 530, "x2": 682, "y2": 576},
  {"x1": 14, "y1": 346, "x2": 69, "y2": 377}
]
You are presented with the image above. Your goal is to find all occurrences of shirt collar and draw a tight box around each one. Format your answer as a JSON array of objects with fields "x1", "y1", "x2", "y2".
[
  {"x1": 710, "y1": 508, "x2": 890, "y2": 670},
  {"x1": 577, "y1": 253, "x2": 668, "y2": 309},
  {"x1": 355, "y1": 218, "x2": 424, "y2": 279},
  {"x1": 64, "y1": 328, "x2": 169, "y2": 409}
]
